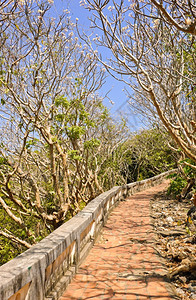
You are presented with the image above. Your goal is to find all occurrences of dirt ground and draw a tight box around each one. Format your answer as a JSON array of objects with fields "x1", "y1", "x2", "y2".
[{"x1": 151, "y1": 186, "x2": 196, "y2": 299}]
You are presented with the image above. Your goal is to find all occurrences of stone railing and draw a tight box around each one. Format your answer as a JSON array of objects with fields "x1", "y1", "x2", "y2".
[{"x1": 0, "y1": 170, "x2": 176, "y2": 300}]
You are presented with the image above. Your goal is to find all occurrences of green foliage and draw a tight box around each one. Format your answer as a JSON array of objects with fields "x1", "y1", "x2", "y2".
[
  {"x1": 0, "y1": 238, "x2": 23, "y2": 265},
  {"x1": 167, "y1": 159, "x2": 196, "y2": 197},
  {"x1": 100, "y1": 108, "x2": 109, "y2": 120},
  {"x1": 68, "y1": 150, "x2": 83, "y2": 161},
  {"x1": 53, "y1": 89, "x2": 96, "y2": 139},
  {"x1": 67, "y1": 126, "x2": 86, "y2": 139},
  {"x1": 0, "y1": 201, "x2": 49, "y2": 266},
  {"x1": 0, "y1": 156, "x2": 7, "y2": 164},
  {"x1": 75, "y1": 77, "x2": 83, "y2": 86},
  {"x1": 96, "y1": 127, "x2": 177, "y2": 189},
  {"x1": 179, "y1": 158, "x2": 196, "y2": 178},
  {"x1": 0, "y1": 98, "x2": 5, "y2": 105},
  {"x1": 25, "y1": 138, "x2": 39, "y2": 149},
  {"x1": 79, "y1": 201, "x2": 86, "y2": 210},
  {"x1": 55, "y1": 96, "x2": 69, "y2": 108},
  {"x1": 55, "y1": 113, "x2": 65, "y2": 122},
  {"x1": 167, "y1": 176, "x2": 187, "y2": 197},
  {"x1": 121, "y1": 129, "x2": 177, "y2": 183},
  {"x1": 84, "y1": 139, "x2": 101, "y2": 149}
]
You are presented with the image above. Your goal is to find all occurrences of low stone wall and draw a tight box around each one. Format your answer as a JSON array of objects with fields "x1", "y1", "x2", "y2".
[{"x1": 0, "y1": 170, "x2": 176, "y2": 300}]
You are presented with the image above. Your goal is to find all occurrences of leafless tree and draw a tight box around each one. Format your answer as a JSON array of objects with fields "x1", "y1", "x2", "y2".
[{"x1": 83, "y1": 0, "x2": 196, "y2": 164}]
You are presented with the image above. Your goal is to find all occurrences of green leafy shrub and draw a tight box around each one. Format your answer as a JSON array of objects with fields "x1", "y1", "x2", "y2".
[
  {"x1": 167, "y1": 160, "x2": 196, "y2": 197},
  {"x1": 167, "y1": 175, "x2": 187, "y2": 197}
]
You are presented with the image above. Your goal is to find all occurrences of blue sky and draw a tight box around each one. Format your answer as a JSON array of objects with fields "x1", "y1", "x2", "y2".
[{"x1": 53, "y1": 0, "x2": 143, "y2": 130}]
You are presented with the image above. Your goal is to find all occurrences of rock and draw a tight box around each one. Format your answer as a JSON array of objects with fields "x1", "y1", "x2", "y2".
[
  {"x1": 176, "y1": 287, "x2": 186, "y2": 297},
  {"x1": 158, "y1": 229, "x2": 186, "y2": 237},
  {"x1": 179, "y1": 276, "x2": 187, "y2": 284},
  {"x1": 188, "y1": 283, "x2": 196, "y2": 292},
  {"x1": 166, "y1": 216, "x2": 173, "y2": 224}
]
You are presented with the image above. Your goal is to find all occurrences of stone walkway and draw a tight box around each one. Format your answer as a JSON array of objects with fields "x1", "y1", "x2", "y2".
[{"x1": 59, "y1": 181, "x2": 178, "y2": 300}]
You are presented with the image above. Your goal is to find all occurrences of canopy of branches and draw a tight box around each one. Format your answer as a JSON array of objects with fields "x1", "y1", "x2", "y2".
[{"x1": 84, "y1": 0, "x2": 196, "y2": 164}]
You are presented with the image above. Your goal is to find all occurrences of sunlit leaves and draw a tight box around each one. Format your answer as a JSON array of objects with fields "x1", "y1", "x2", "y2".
[
  {"x1": 67, "y1": 125, "x2": 86, "y2": 139},
  {"x1": 84, "y1": 138, "x2": 101, "y2": 149},
  {"x1": 55, "y1": 96, "x2": 69, "y2": 109},
  {"x1": 68, "y1": 150, "x2": 82, "y2": 161}
]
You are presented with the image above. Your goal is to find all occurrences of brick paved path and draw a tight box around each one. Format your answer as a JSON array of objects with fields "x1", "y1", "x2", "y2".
[{"x1": 59, "y1": 181, "x2": 177, "y2": 300}]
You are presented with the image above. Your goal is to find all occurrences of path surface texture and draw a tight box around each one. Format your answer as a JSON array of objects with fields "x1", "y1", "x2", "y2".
[{"x1": 59, "y1": 181, "x2": 177, "y2": 300}]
